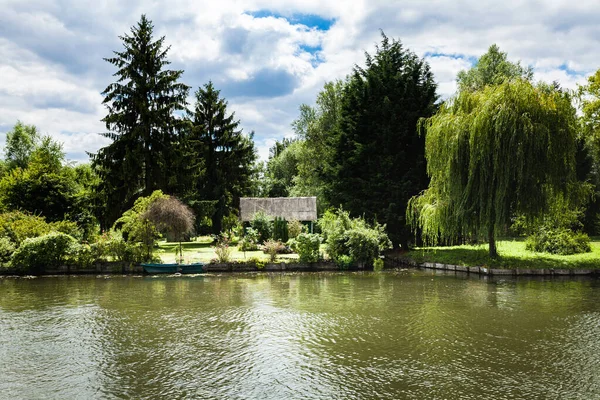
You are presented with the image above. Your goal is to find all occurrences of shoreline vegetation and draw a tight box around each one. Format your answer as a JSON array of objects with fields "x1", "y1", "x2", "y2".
[
  {"x1": 399, "y1": 239, "x2": 600, "y2": 270},
  {"x1": 4, "y1": 238, "x2": 600, "y2": 276}
]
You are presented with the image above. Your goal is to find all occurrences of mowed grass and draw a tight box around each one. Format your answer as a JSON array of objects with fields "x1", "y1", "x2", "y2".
[
  {"x1": 404, "y1": 239, "x2": 600, "y2": 269},
  {"x1": 155, "y1": 236, "x2": 299, "y2": 263}
]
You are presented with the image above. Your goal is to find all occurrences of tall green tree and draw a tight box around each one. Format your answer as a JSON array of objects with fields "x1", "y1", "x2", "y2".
[
  {"x1": 4, "y1": 121, "x2": 39, "y2": 171},
  {"x1": 408, "y1": 79, "x2": 578, "y2": 257},
  {"x1": 327, "y1": 33, "x2": 438, "y2": 248},
  {"x1": 264, "y1": 139, "x2": 301, "y2": 197},
  {"x1": 291, "y1": 80, "x2": 345, "y2": 211},
  {"x1": 186, "y1": 82, "x2": 257, "y2": 234},
  {"x1": 457, "y1": 44, "x2": 533, "y2": 91},
  {"x1": 0, "y1": 132, "x2": 97, "y2": 230},
  {"x1": 91, "y1": 15, "x2": 189, "y2": 228}
]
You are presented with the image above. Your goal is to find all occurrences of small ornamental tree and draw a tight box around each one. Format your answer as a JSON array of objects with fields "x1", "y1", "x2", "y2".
[
  {"x1": 144, "y1": 196, "x2": 195, "y2": 261},
  {"x1": 408, "y1": 79, "x2": 578, "y2": 258}
]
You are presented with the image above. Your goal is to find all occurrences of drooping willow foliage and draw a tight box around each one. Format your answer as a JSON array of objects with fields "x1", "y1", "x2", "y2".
[{"x1": 407, "y1": 79, "x2": 578, "y2": 257}]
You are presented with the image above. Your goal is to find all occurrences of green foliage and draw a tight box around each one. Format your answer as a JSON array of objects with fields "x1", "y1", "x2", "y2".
[
  {"x1": 287, "y1": 219, "x2": 304, "y2": 239},
  {"x1": 0, "y1": 211, "x2": 51, "y2": 246},
  {"x1": 0, "y1": 237, "x2": 16, "y2": 264},
  {"x1": 247, "y1": 256, "x2": 267, "y2": 269},
  {"x1": 264, "y1": 140, "x2": 301, "y2": 197},
  {"x1": 373, "y1": 258, "x2": 384, "y2": 271},
  {"x1": 114, "y1": 190, "x2": 168, "y2": 261},
  {"x1": 184, "y1": 82, "x2": 257, "y2": 234},
  {"x1": 457, "y1": 44, "x2": 533, "y2": 92},
  {"x1": 408, "y1": 79, "x2": 578, "y2": 257},
  {"x1": 272, "y1": 217, "x2": 289, "y2": 242},
  {"x1": 290, "y1": 233, "x2": 321, "y2": 263},
  {"x1": 144, "y1": 196, "x2": 195, "y2": 260},
  {"x1": 91, "y1": 15, "x2": 190, "y2": 228},
  {"x1": 291, "y1": 81, "x2": 345, "y2": 212},
  {"x1": 239, "y1": 227, "x2": 260, "y2": 251},
  {"x1": 262, "y1": 239, "x2": 285, "y2": 262},
  {"x1": 4, "y1": 121, "x2": 39, "y2": 171},
  {"x1": 326, "y1": 33, "x2": 438, "y2": 248},
  {"x1": 49, "y1": 220, "x2": 83, "y2": 241},
  {"x1": 526, "y1": 228, "x2": 591, "y2": 256},
  {"x1": 11, "y1": 232, "x2": 76, "y2": 273},
  {"x1": 250, "y1": 211, "x2": 272, "y2": 244},
  {"x1": 336, "y1": 255, "x2": 354, "y2": 270},
  {"x1": 319, "y1": 208, "x2": 392, "y2": 267}
]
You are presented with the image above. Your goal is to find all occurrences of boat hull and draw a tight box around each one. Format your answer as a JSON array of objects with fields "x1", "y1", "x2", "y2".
[{"x1": 141, "y1": 263, "x2": 205, "y2": 274}]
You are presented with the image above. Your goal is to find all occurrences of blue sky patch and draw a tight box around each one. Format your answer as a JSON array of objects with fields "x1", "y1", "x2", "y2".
[
  {"x1": 558, "y1": 63, "x2": 584, "y2": 77},
  {"x1": 423, "y1": 51, "x2": 478, "y2": 66},
  {"x1": 245, "y1": 10, "x2": 335, "y2": 31}
]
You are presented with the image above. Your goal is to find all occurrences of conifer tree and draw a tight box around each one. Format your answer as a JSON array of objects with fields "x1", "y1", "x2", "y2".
[
  {"x1": 327, "y1": 33, "x2": 438, "y2": 248},
  {"x1": 186, "y1": 82, "x2": 257, "y2": 234},
  {"x1": 91, "y1": 15, "x2": 189, "y2": 228}
]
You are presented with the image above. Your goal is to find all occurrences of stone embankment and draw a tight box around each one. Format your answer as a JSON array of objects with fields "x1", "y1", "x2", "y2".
[{"x1": 385, "y1": 256, "x2": 600, "y2": 276}]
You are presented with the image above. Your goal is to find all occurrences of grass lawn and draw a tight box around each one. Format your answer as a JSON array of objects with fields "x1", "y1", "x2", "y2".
[
  {"x1": 404, "y1": 239, "x2": 600, "y2": 269},
  {"x1": 155, "y1": 236, "x2": 299, "y2": 263}
]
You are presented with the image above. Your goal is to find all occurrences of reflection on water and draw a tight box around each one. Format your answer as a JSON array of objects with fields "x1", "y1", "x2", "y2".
[{"x1": 1, "y1": 271, "x2": 600, "y2": 399}]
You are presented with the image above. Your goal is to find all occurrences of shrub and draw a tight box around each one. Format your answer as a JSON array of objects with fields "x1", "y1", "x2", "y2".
[
  {"x1": 103, "y1": 232, "x2": 148, "y2": 263},
  {"x1": 290, "y1": 233, "x2": 321, "y2": 263},
  {"x1": 238, "y1": 227, "x2": 260, "y2": 251},
  {"x1": 287, "y1": 219, "x2": 304, "y2": 239},
  {"x1": 318, "y1": 208, "x2": 392, "y2": 267},
  {"x1": 526, "y1": 228, "x2": 591, "y2": 255},
  {"x1": 336, "y1": 255, "x2": 353, "y2": 270},
  {"x1": 0, "y1": 236, "x2": 16, "y2": 264},
  {"x1": 49, "y1": 220, "x2": 83, "y2": 241},
  {"x1": 11, "y1": 232, "x2": 77, "y2": 273},
  {"x1": 71, "y1": 243, "x2": 94, "y2": 268},
  {"x1": 0, "y1": 211, "x2": 51, "y2": 246},
  {"x1": 247, "y1": 256, "x2": 267, "y2": 269},
  {"x1": 238, "y1": 237, "x2": 258, "y2": 252},
  {"x1": 250, "y1": 211, "x2": 271, "y2": 243},
  {"x1": 214, "y1": 236, "x2": 233, "y2": 263},
  {"x1": 273, "y1": 217, "x2": 289, "y2": 242},
  {"x1": 262, "y1": 239, "x2": 285, "y2": 262},
  {"x1": 373, "y1": 257, "x2": 384, "y2": 271}
]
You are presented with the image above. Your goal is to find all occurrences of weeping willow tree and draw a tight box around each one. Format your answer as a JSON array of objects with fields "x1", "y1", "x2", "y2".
[{"x1": 407, "y1": 79, "x2": 578, "y2": 257}]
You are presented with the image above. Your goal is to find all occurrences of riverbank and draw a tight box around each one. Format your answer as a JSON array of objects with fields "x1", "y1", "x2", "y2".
[
  {"x1": 388, "y1": 239, "x2": 600, "y2": 275},
  {"x1": 0, "y1": 260, "x2": 342, "y2": 276}
]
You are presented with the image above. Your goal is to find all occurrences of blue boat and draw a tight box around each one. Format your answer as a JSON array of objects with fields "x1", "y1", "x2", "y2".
[{"x1": 141, "y1": 263, "x2": 205, "y2": 274}]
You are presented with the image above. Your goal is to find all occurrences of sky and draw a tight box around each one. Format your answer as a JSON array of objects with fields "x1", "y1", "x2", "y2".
[{"x1": 1, "y1": 0, "x2": 598, "y2": 163}]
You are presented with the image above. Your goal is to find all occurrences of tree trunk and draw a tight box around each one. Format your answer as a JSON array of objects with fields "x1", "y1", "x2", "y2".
[{"x1": 488, "y1": 224, "x2": 498, "y2": 258}]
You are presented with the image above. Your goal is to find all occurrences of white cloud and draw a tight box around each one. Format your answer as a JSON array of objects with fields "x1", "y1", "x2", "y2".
[{"x1": 1, "y1": 0, "x2": 600, "y2": 164}]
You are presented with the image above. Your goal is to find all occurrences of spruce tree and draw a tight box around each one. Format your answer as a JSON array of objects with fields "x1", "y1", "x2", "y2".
[
  {"x1": 91, "y1": 15, "x2": 189, "y2": 228},
  {"x1": 327, "y1": 33, "x2": 438, "y2": 248},
  {"x1": 186, "y1": 82, "x2": 257, "y2": 234}
]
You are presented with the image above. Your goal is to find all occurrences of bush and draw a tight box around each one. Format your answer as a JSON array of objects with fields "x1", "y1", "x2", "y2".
[
  {"x1": 273, "y1": 217, "x2": 289, "y2": 242},
  {"x1": 247, "y1": 256, "x2": 267, "y2": 269},
  {"x1": 290, "y1": 233, "x2": 321, "y2": 263},
  {"x1": 71, "y1": 243, "x2": 94, "y2": 268},
  {"x1": 11, "y1": 232, "x2": 77, "y2": 273},
  {"x1": 238, "y1": 237, "x2": 258, "y2": 251},
  {"x1": 287, "y1": 219, "x2": 304, "y2": 239},
  {"x1": 262, "y1": 239, "x2": 285, "y2": 262},
  {"x1": 526, "y1": 228, "x2": 591, "y2": 255},
  {"x1": 318, "y1": 208, "x2": 392, "y2": 268},
  {"x1": 373, "y1": 257, "x2": 384, "y2": 271},
  {"x1": 50, "y1": 220, "x2": 83, "y2": 241},
  {"x1": 250, "y1": 211, "x2": 271, "y2": 244},
  {"x1": 238, "y1": 227, "x2": 259, "y2": 251},
  {"x1": 0, "y1": 236, "x2": 16, "y2": 264},
  {"x1": 0, "y1": 211, "x2": 51, "y2": 246}
]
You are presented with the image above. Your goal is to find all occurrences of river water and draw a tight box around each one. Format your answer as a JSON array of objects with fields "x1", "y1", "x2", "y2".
[{"x1": 1, "y1": 271, "x2": 599, "y2": 399}]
